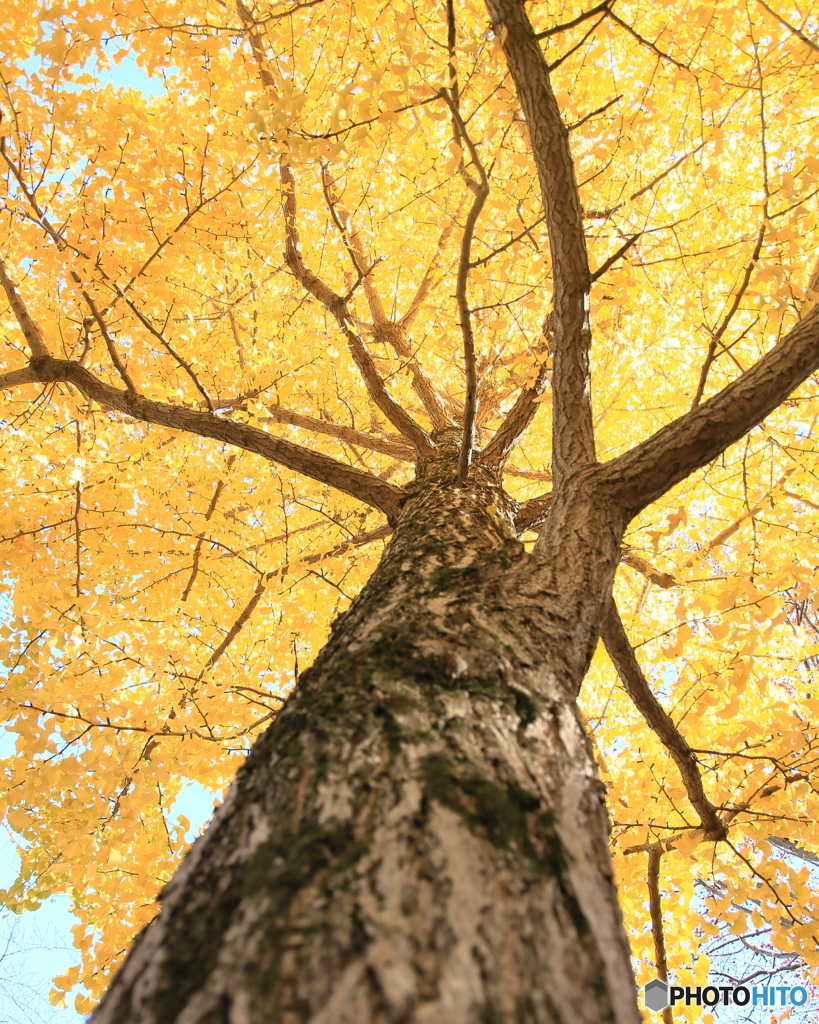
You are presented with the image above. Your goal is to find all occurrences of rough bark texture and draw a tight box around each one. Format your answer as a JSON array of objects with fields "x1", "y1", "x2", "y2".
[
  {"x1": 92, "y1": 434, "x2": 639, "y2": 1024},
  {"x1": 4, "y1": 0, "x2": 819, "y2": 1018}
]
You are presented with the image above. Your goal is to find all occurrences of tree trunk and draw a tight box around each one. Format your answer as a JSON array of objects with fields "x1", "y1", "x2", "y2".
[{"x1": 92, "y1": 439, "x2": 639, "y2": 1024}]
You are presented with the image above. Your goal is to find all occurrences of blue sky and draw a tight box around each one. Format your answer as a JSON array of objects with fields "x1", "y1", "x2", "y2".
[{"x1": 0, "y1": 776, "x2": 217, "y2": 1023}]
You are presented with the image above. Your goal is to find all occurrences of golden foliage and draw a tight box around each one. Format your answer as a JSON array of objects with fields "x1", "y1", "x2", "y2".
[{"x1": 0, "y1": 0, "x2": 818, "y2": 1007}]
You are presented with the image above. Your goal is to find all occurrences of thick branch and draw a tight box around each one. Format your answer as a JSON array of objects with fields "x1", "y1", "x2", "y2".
[
  {"x1": 513, "y1": 491, "x2": 553, "y2": 532},
  {"x1": 600, "y1": 304, "x2": 819, "y2": 517},
  {"x1": 11, "y1": 357, "x2": 406, "y2": 521},
  {"x1": 0, "y1": 366, "x2": 39, "y2": 389},
  {"x1": 601, "y1": 599, "x2": 726, "y2": 840},
  {"x1": 483, "y1": 358, "x2": 550, "y2": 467},
  {"x1": 485, "y1": 0, "x2": 595, "y2": 486}
]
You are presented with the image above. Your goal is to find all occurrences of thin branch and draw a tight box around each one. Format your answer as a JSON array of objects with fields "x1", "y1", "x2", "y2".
[
  {"x1": 9, "y1": 355, "x2": 406, "y2": 521},
  {"x1": 505, "y1": 465, "x2": 552, "y2": 481},
  {"x1": 755, "y1": 0, "x2": 819, "y2": 52},
  {"x1": 280, "y1": 160, "x2": 435, "y2": 457},
  {"x1": 469, "y1": 214, "x2": 546, "y2": 269},
  {"x1": 400, "y1": 219, "x2": 456, "y2": 330},
  {"x1": 691, "y1": 221, "x2": 766, "y2": 406},
  {"x1": 620, "y1": 549, "x2": 676, "y2": 588},
  {"x1": 122, "y1": 296, "x2": 214, "y2": 411},
  {"x1": 319, "y1": 162, "x2": 369, "y2": 286},
  {"x1": 264, "y1": 404, "x2": 414, "y2": 460},
  {"x1": 566, "y1": 94, "x2": 622, "y2": 133},
  {"x1": 16, "y1": 701, "x2": 272, "y2": 744},
  {"x1": 534, "y1": 0, "x2": 613, "y2": 39},
  {"x1": 182, "y1": 461, "x2": 235, "y2": 602},
  {"x1": 237, "y1": 0, "x2": 439, "y2": 451},
  {"x1": 682, "y1": 467, "x2": 795, "y2": 569},
  {"x1": 547, "y1": 14, "x2": 609, "y2": 73},
  {"x1": 0, "y1": 142, "x2": 84, "y2": 258},
  {"x1": 605, "y1": 10, "x2": 691, "y2": 71},
  {"x1": 72, "y1": 482, "x2": 83, "y2": 600},
  {"x1": 320, "y1": 164, "x2": 452, "y2": 429},
  {"x1": 81, "y1": 290, "x2": 138, "y2": 394},
  {"x1": 602, "y1": 598, "x2": 726, "y2": 840},
  {"x1": 590, "y1": 233, "x2": 641, "y2": 283},
  {"x1": 263, "y1": 523, "x2": 393, "y2": 581},
  {"x1": 584, "y1": 142, "x2": 707, "y2": 222},
  {"x1": 647, "y1": 848, "x2": 674, "y2": 1024},
  {"x1": 203, "y1": 576, "x2": 266, "y2": 671},
  {"x1": 483, "y1": 345, "x2": 550, "y2": 467},
  {"x1": 439, "y1": 90, "x2": 490, "y2": 483}
]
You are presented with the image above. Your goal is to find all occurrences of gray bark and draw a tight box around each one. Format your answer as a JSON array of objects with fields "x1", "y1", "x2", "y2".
[{"x1": 92, "y1": 434, "x2": 639, "y2": 1024}]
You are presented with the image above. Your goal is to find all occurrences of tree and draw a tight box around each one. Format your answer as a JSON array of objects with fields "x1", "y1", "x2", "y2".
[{"x1": 1, "y1": 0, "x2": 818, "y2": 1019}]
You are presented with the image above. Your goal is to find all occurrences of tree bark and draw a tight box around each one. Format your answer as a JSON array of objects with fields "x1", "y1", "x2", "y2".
[{"x1": 92, "y1": 436, "x2": 639, "y2": 1024}]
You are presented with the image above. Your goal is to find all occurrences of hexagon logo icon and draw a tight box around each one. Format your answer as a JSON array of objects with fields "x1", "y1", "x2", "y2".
[{"x1": 645, "y1": 978, "x2": 669, "y2": 1012}]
